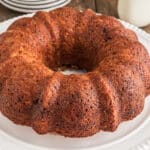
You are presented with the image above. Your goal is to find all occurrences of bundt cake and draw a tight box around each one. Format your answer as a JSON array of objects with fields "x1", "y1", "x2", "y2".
[{"x1": 0, "y1": 7, "x2": 150, "y2": 137}]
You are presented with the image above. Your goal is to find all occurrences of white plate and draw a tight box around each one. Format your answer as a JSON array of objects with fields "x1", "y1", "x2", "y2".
[
  {"x1": 1, "y1": 0, "x2": 71, "y2": 13},
  {"x1": 2, "y1": 0, "x2": 68, "y2": 9},
  {"x1": 4, "y1": 0, "x2": 68, "y2": 7},
  {"x1": 18, "y1": 0, "x2": 56, "y2": 1},
  {"x1": 0, "y1": 13, "x2": 150, "y2": 150},
  {"x1": 9, "y1": 0, "x2": 60, "y2": 5}
]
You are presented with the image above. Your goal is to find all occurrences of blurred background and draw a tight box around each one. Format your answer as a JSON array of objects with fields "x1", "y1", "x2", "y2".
[{"x1": 0, "y1": 0, "x2": 150, "y2": 33}]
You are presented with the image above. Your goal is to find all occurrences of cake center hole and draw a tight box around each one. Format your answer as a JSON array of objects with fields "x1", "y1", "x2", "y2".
[{"x1": 55, "y1": 64, "x2": 87, "y2": 75}]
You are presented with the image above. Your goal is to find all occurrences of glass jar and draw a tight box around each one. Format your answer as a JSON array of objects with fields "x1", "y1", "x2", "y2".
[{"x1": 118, "y1": 0, "x2": 150, "y2": 27}]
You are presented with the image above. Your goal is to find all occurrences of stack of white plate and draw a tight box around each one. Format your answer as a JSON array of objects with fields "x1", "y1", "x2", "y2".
[{"x1": 0, "y1": 0, "x2": 71, "y2": 13}]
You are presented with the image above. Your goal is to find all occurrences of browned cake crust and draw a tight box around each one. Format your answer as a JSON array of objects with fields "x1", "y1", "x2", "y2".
[{"x1": 0, "y1": 7, "x2": 150, "y2": 137}]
